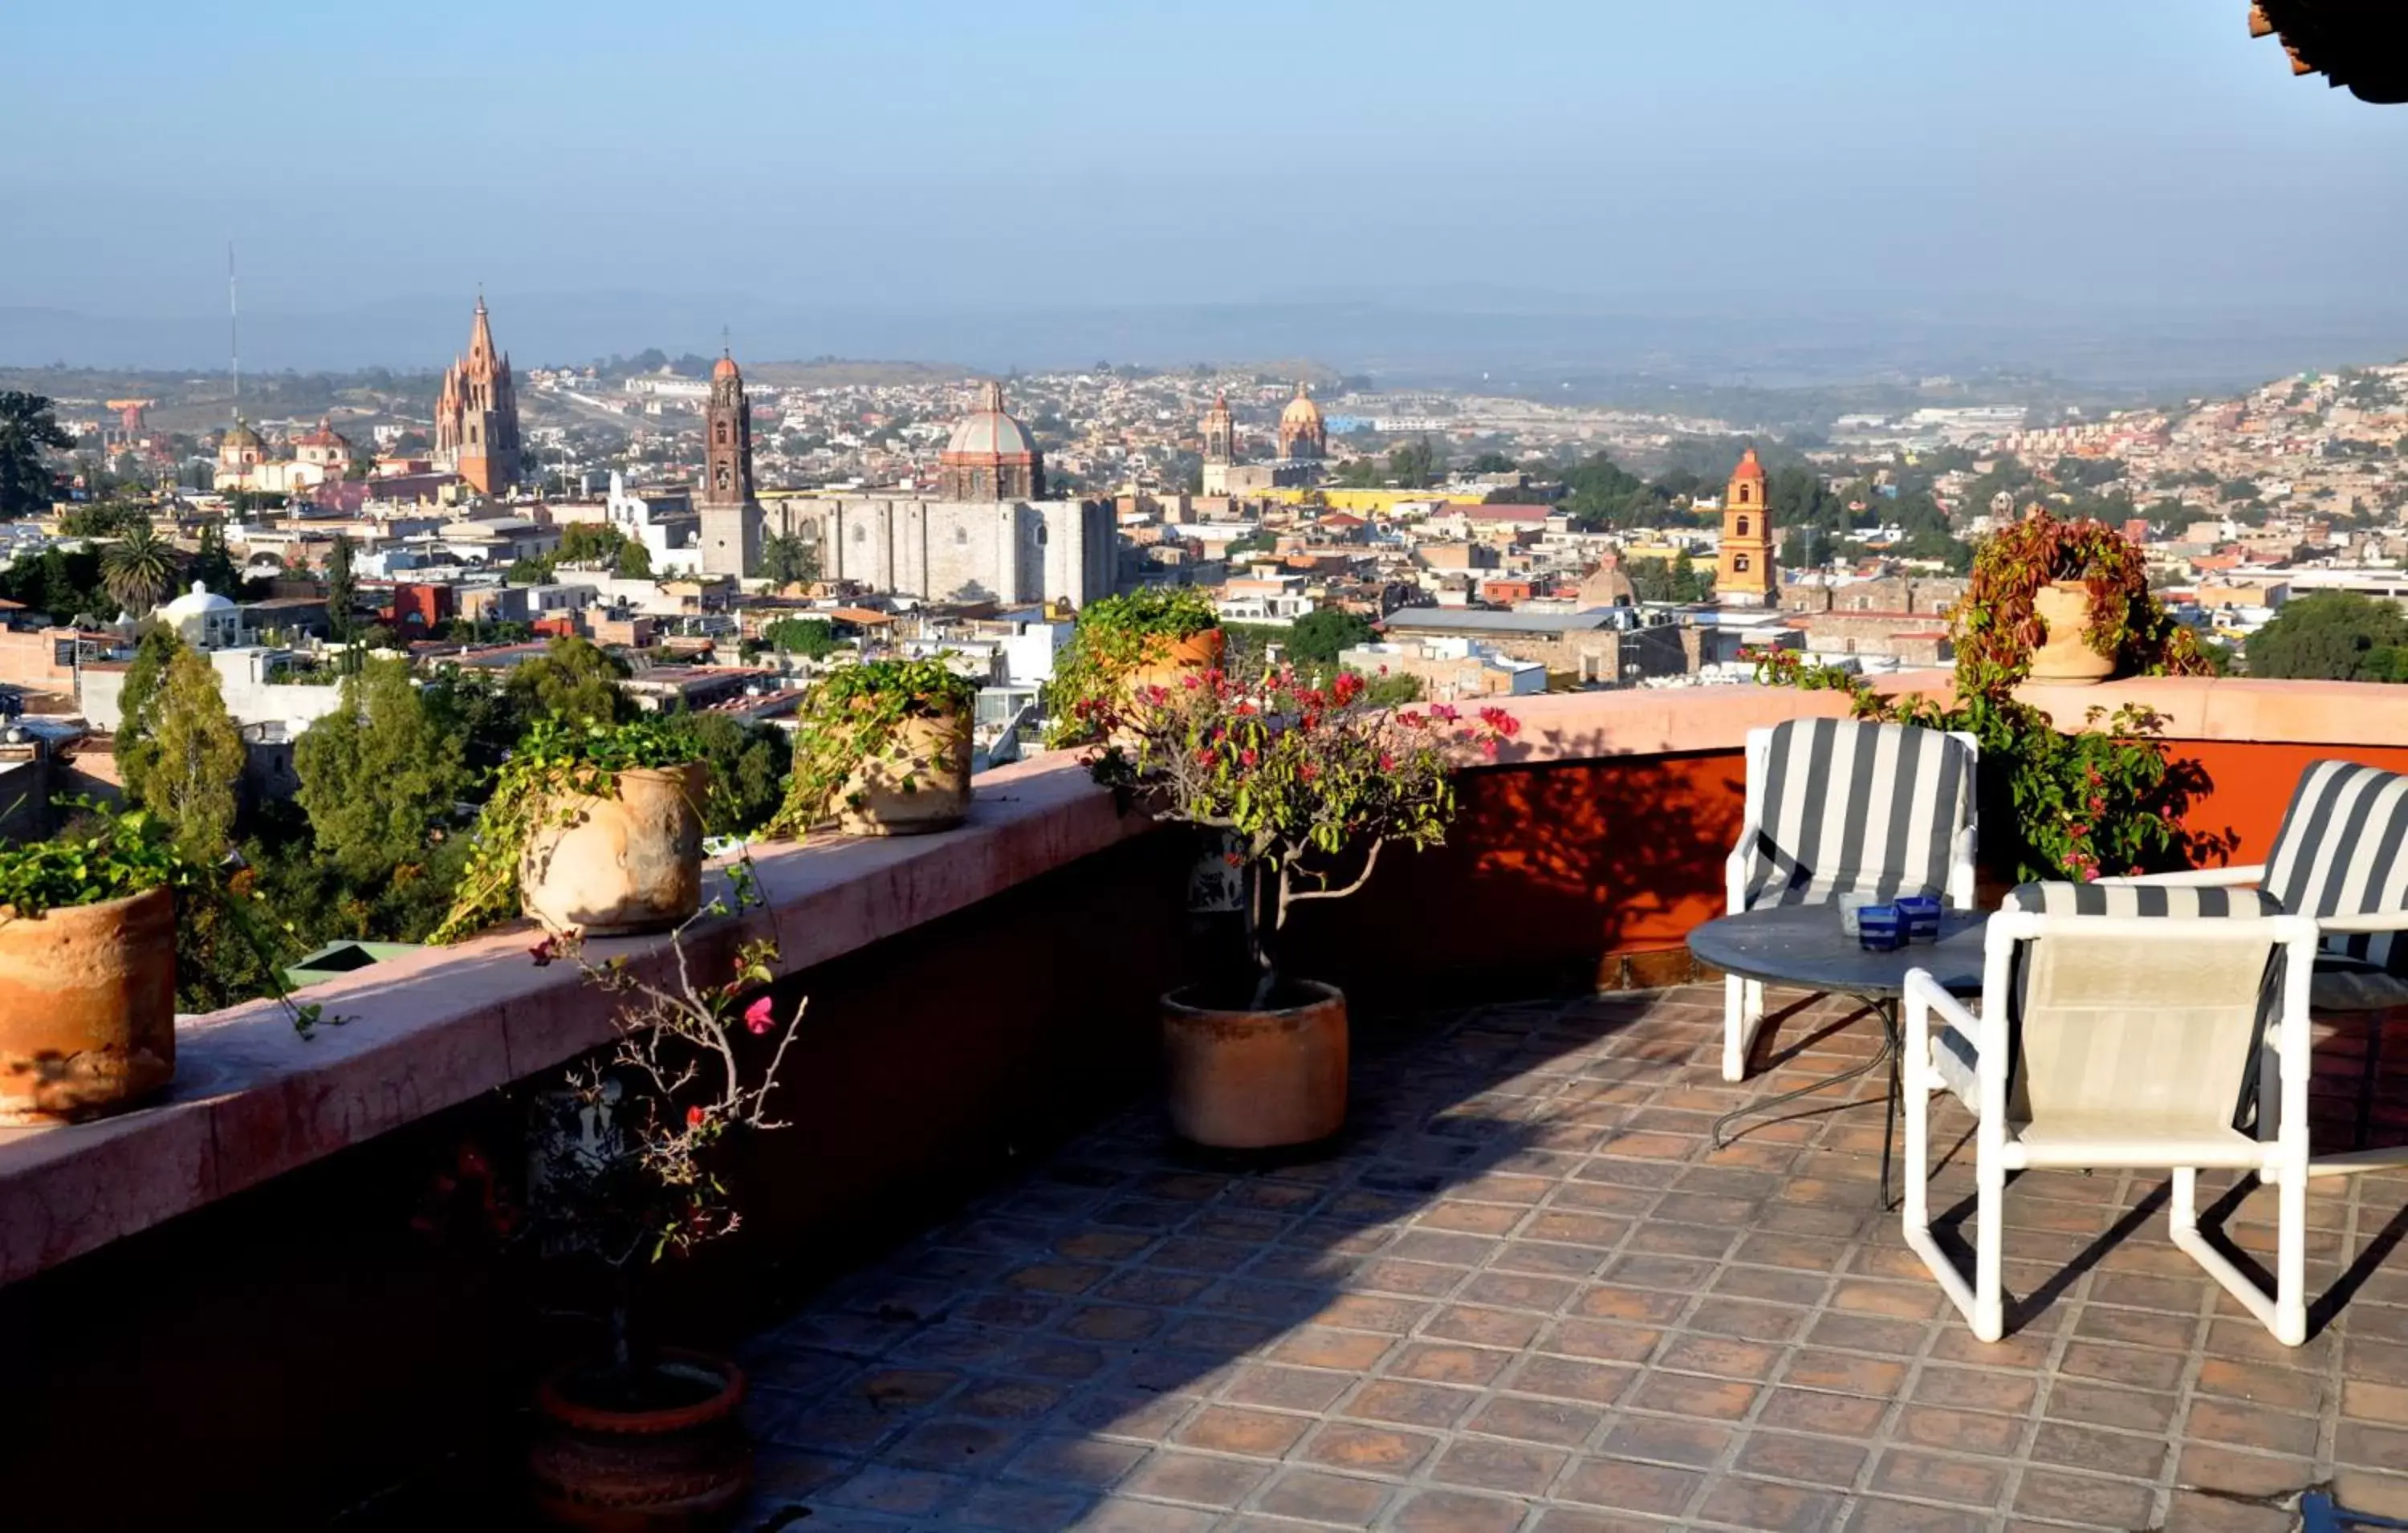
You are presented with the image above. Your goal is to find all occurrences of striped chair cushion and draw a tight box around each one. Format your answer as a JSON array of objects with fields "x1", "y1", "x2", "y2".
[
  {"x1": 2263, "y1": 760, "x2": 2408, "y2": 978},
  {"x1": 1930, "y1": 881, "x2": 2289, "y2": 1116},
  {"x1": 1743, "y1": 719, "x2": 1973, "y2": 909}
]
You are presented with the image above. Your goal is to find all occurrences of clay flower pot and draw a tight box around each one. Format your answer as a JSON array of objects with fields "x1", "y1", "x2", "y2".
[
  {"x1": 527, "y1": 1349, "x2": 750, "y2": 1530},
  {"x1": 1125, "y1": 628, "x2": 1226, "y2": 697},
  {"x1": 521, "y1": 763, "x2": 707, "y2": 937},
  {"x1": 837, "y1": 708, "x2": 972, "y2": 836},
  {"x1": 0, "y1": 885, "x2": 177, "y2": 1123},
  {"x1": 1161, "y1": 980, "x2": 1348, "y2": 1149},
  {"x1": 2027, "y1": 579, "x2": 2116, "y2": 685}
]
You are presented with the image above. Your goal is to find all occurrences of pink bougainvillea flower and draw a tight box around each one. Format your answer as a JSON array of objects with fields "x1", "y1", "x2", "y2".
[
  {"x1": 743, "y1": 995, "x2": 775, "y2": 1035},
  {"x1": 1430, "y1": 703, "x2": 1461, "y2": 722},
  {"x1": 685, "y1": 1105, "x2": 706, "y2": 1128},
  {"x1": 527, "y1": 936, "x2": 557, "y2": 967},
  {"x1": 1182, "y1": 672, "x2": 1201, "y2": 689}
]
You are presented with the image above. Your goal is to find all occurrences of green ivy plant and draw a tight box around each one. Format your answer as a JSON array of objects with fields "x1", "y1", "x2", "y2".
[
  {"x1": 433, "y1": 715, "x2": 708, "y2": 945},
  {"x1": 0, "y1": 802, "x2": 337, "y2": 1036},
  {"x1": 771, "y1": 657, "x2": 978, "y2": 836},
  {"x1": 1042, "y1": 587, "x2": 1222, "y2": 748},
  {"x1": 1954, "y1": 506, "x2": 2209, "y2": 690}
]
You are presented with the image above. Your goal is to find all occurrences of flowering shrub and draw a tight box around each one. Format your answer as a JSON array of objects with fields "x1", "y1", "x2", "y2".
[
  {"x1": 1086, "y1": 665, "x2": 1514, "y2": 1002},
  {"x1": 1043, "y1": 587, "x2": 1223, "y2": 749},
  {"x1": 523, "y1": 856, "x2": 807, "y2": 1376}
]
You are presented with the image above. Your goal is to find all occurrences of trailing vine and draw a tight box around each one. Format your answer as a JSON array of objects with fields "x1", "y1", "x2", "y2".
[
  {"x1": 770, "y1": 656, "x2": 978, "y2": 836},
  {"x1": 432, "y1": 715, "x2": 708, "y2": 945},
  {"x1": 1954, "y1": 506, "x2": 2209, "y2": 690},
  {"x1": 1042, "y1": 587, "x2": 1222, "y2": 749}
]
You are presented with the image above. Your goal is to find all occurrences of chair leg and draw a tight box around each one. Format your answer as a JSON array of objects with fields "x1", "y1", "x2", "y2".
[
  {"x1": 1898, "y1": 1031, "x2": 1995, "y2": 1339},
  {"x1": 1972, "y1": 1154, "x2": 2004, "y2": 1341},
  {"x1": 2170, "y1": 1165, "x2": 2306, "y2": 1346},
  {"x1": 1723, "y1": 974, "x2": 1767, "y2": 1082}
]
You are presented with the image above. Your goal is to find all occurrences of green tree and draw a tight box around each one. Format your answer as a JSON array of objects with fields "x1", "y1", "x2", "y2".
[
  {"x1": 100, "y1": 523, "x2": 180, "y2": 615},
  {"x1": 0, "y1": 392, "x2": 74, "y2": 518},
  {"x1": 504, "y1": 635, "x2": 633, "y2": 726},
  {"x1": 762, "y1": 616, "x2": 839, "y2": 658},
  {"x1": 189, "y1": 523, "x2": 240, "y2": 597},
  {"x1": 140, "y1": 644, "x2": 246, "y2": 864},
  {"x1": 2244, "y1": 591, "x2": 2408, "y2": 682},
  {"x1": 1283, "y1": 608, "x2": 1377, "y2": 669},
  {"x1": 1628, "y1": 553, "x2": 1716, "y2": 604},
  {"x1": 614, "y1": 539, "x2": 653, "y2": 579},
  {"x1": 557, "y1": 523, "x2": 629, "y2": 566},
  {"x1": 325, "y1": 534, "x2": 359, "y2": 643},
  {"x1": 681, "y1": 710, "x2": 791, "y2": 836},
  {"x1": 1387, "y1": 437, "x2": 1438, "y2": 490},
  {"x1": 760, "y1": 531, "x2": 820, "y2": 588},
  {"x1": 294, "y1": 657, "x2": 471, "y2": 880},
  {"x1": 113, "y1": 625, "x2": 185, "y2": 801},
  {"x1": 59, "y1": 502, "x2": 151, "y2": 538}
]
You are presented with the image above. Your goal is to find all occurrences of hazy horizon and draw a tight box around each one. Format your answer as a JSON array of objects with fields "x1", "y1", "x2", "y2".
[{"x1": 9, "y1": 1, "x2": 2406, "y2": 382}]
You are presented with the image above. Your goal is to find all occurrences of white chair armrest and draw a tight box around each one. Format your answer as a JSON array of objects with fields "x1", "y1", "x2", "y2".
[
  {"x1": 1947, "y1": 823, "x2": 1977, "y2": 909},
  {"x1": 1905, "y1": 968, "x2": 1983, "y2": 1108},
  {"x1": 2093, "y1": 864, "x2": 2268, "y2": 889},
  {"x1": 2315, "y1": 910, "x2": 2408, "y2": 935},
  {"x1": 1726, "y1": 820, "x2": 1761, "y2": 913}
]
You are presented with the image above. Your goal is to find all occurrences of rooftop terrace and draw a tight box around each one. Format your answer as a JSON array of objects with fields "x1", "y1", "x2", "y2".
[{"x1": 4, "y1": 673, "x2": 2408, "y2": 1527}]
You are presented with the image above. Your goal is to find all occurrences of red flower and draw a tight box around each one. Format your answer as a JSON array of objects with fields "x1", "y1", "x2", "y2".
[
  {"x1": 527, "y1": 936, "x2": 558, "y2": 967},
  {"x1": 1478, "y1": 706, "x2": 1520, "y2": 737},
  {"x1": 1331, "y1": 671, "x2": 1364, "y2": 705},
  {"x1": 743, "y1": 996, "x2": 775, "y2": 1035},
  {"x1": 1195, "y1": 747, "x2": 1218, "y2": 766},
  {"x1": 1240, "y1": 748, "x2": 1259, "y2": 767},
  {"x1": 1182, "y1": 673, "x2": 1201, "y2": 689},
  {"x1": 1430, "y1": 703, "x2": 1460, "y2": 723},
  {"x1": 1482, "y1": 737, "x2": 1500, "y2": 758},
  {"x1": 1379, "y1": 753, "x2": 1397, "y2": 771},
  {"x1": 1398, "y1": 711, "x2": 1426, "y2": 729},
  {"x1": 1298, "y1": 762, "x2": 1320, "y2": 782},
  {"x1": 1235, "y1": 701, "x2": 1256, "y2": 716},
  {"x1": 685, "y1": 1105, "x2": 706, "y2": 1128}
]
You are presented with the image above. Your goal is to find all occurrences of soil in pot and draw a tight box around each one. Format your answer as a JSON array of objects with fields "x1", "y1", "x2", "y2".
[
  {"x1": 0, "y1": 885, "x2": 177, "y2": 1122},
  {"x1": 837, "y1": 710, "x2": 973, "y2": 836},
  {"x1": 522, "y1": 764, "x2": 708, "y2": 937},
  {"x1": 528, "y1": 1350, "x2": 750, "y2": 1531},
  {"x1": 2027, "y1": 580, "x2": 2116, "y2": 685},
  {"x1": 1161, "y1": 979, "x2": 1348, "y2": 1150}
]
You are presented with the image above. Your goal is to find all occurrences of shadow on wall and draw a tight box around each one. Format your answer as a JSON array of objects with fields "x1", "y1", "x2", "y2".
[{"x1": 1287, "y1": 738, "x2": 1747, "y2": 1015}]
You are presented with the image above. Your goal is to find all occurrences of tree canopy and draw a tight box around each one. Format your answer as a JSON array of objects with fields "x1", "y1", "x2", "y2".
[
  {"x1": 504, "y1": 635, "x2": 633, "y2": 726},
  {"x1": 2244, "y1": 591, "x2": 2408, "y2": 682},
  {"x1": 294, "y1": 657, "x2": 471, "y2": 881},
  {"x1": 1283, "y1": 608, "x2": 1377, "y2": 669},
  {"x1": 139, "y1": 644, "x2": 246, "y2": 864},
  {"x1": 761, "y1": 616, "x2": 839, "y2": 659},
  {"x1": 0, "y1": 392, "x2": 73, "y2": 518},
  {"x1": 760, "y1": 531, "x2": 819, "y2": 589}
]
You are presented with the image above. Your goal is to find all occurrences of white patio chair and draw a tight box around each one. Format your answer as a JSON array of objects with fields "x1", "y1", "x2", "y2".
[
  {"x1": 1723, "y1": 718, "x2": 1979, "y2": 1080},
  {"x1": 2105, "y1": 758, "x2": 2408, "y2": 1149},
  {"x1": 1902, "y1": 882, "x2": 2326, "y2": 1345}
]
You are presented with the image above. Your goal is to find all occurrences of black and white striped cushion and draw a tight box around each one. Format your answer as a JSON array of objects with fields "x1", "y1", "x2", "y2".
[
  {"x1": 2263, "y1": 760, "x2": 2408, "y2": 977},
  {"x1": 1744, "y1": 719, "x2": 1973, "y2": 909},
  {"x1": 2003, "y1": 883, "x2": 2284, "y2": 919}
]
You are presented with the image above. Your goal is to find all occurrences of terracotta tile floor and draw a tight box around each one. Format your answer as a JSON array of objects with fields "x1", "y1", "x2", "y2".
[{"x1": 735, "y1": 987, "x2": 2408, "y2": 1532}]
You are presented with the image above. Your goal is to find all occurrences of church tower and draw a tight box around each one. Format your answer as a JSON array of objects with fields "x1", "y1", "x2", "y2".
[
  {"x1": 1200, "y1": 391, "x2": 1235, "y2": 466},
  {"x1": 1276, "y1": 381, "x2": 1327, "y2": 463},
  {"x1": 1716, "y1": 445, "x2": 1777, "y2": 606},
  {"x1": 698, "y1": 351, "x2": 763, "y2": 579},
  {"x1": 434, "y1": 295, "x2": 522, "y2": 497}
]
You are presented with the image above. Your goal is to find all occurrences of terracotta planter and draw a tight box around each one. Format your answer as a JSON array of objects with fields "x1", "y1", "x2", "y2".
[
  {"x1": 836, "y1": 709, "x2": 972, "y2": 836},
  {"x1": 1125, "y1": 627, "x2": 1226, "y2": 697},
  {"x1": 1161, "y1": 981, "x2": 1348, "y2": 1149},
  {"x1": 528, "y1": 1350, "x2": 750, "y2": 1531},
  {"x1": 522, "y1": 764, "x2": 707, "y2": 937},
  {"x1": 0, "y1": 886, "x2": 176, "y2": 1123},
  {"x1": 2027, "y1": 579, "x2": 2116, "y2": 685}
]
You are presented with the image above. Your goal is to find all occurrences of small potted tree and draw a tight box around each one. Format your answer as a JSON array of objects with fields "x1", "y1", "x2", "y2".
[
  {"x1": 1088, "y1": 666, "x2": 1511, "y2": 1149},
  {"x1": 511, "y1": 863, "x2": 808, "y2": 1527},
  {"x1": 434, "y1": 716, "x2": 710, "y2": 944},
  {"x1": 773, "y1": 657, "x2": 977, "y2": 837},
  {"x1": 1957, "y1": 506, "x2": 2208, "y2": 688},
  {"x1": 1044, "y1": 587, "x2": 1225, "y2": 747},
  {"x1": 0, "y1": 805, "x2": 181, "y2": 1120}
]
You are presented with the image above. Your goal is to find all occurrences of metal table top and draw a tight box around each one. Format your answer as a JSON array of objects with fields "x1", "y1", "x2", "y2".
[{"x1": 1687, "y1": 904, "x2": 1989, "y2": 998}]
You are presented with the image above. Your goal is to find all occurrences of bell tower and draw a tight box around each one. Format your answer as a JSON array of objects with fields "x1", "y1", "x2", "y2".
[
  {"x1": 698, "y1": 349, "x2": 762, "y2": 579},
  {"x1": 1200, "y1": 391, "x2": 1235, "y2": 466},
  {"x1": 1716, "y1": 445, "x2": 1776, "y2": 606}
]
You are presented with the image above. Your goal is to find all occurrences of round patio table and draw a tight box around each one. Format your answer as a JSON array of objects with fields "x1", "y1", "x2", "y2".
[{"x1": 1689, "y1": 904, "x2": 1990, "y2": 1209}]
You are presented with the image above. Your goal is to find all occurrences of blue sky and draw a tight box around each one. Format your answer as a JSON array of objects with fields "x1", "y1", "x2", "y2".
[{"x1": 7, "y1": 1, "x2": 2406, "y2": 360}]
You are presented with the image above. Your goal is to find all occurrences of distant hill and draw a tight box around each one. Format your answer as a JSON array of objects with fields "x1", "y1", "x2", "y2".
[{"x1": 744, "y1": 360, "x2": 979, "y2": 388}]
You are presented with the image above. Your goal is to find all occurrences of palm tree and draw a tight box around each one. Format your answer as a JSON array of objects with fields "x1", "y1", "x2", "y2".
[{"x1": 101, "y1": 523, "x2": 181, "y2": 615}]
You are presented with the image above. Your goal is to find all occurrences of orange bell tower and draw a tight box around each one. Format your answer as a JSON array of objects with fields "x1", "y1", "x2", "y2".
[{"x1": 1716, "y1": 445, "x2": 1776, "y2": 606}]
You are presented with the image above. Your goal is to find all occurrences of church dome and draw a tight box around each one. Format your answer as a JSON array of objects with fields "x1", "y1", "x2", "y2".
[
  {"x1": 160, "y1": 580, "x2": 236, "y2": 620},
  {"x1": 945, "y1": 381, "x2": 1036, "y2": 459},
  {"x1": 222, "y1": 421, "x2": 263, "y2": 450},
  {"x1": 1280, "y1": 382, "x2": 1324, "y2": 429},
  {"x1": 713, "y1": 353, "x2": 741, "y2": 381}
]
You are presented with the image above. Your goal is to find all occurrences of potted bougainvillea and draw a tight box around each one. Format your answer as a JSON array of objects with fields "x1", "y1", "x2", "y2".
[
  {"x1": 1088, "y1": 665, "x2": 1511, "y2": 1149},
  {"x1": 772, "y1": 657, "x2": 978, "y2": 837},
  {"x1": 1043, "y1": 587, "x2": 1225, "y2": 748},
  {"x1": 512, "y1": 861, "x2": 807, "y2": 1527},
  {"x1": 1957, "y1": 506, "x2": 2209, "y2": 688}
]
